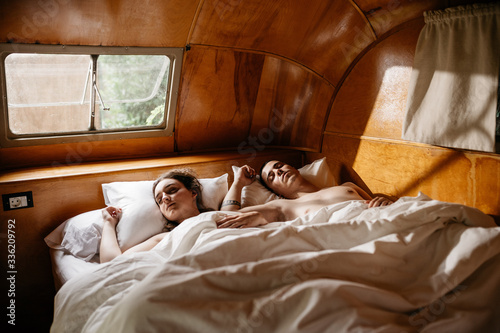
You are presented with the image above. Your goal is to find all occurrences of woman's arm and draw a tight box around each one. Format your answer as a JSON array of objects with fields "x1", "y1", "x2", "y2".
[
  {"x1": 99, "y1": 206, "x2": 123, "y2": 263},
  {"x1": 99, "y1": 206, "x2": 168, "y2": 263},
  {"x1": 122, "y1": 232, "x2": 167, "y2": 255},
  {"x1": 220, "y1": 165, "x2": 256, "y2": 211}
]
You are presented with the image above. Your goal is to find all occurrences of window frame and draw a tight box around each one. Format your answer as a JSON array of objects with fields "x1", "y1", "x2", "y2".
[{"x1": 0, "y1": 43, "x2": 183, "y2": 147}]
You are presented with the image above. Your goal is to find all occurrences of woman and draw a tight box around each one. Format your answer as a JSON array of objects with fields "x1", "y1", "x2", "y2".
[{"x1": 100, "y1": 169, "x2": 211, "y2": 263}]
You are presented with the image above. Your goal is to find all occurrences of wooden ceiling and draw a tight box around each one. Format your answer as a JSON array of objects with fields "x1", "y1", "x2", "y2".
[
  {"x1": 1, "y1": 0, "x2": 450, "y2": 85},
  {"x1": 0, "y1": 0, "x2": 485, "y2": 167}
]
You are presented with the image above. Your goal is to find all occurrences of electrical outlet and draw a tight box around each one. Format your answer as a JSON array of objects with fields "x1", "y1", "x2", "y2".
[
  {"x1": 2, "y1": 191, "x2": 33, "y2": 211},
  {"x1": 9, "y1": 196, "x2": 27, "y2": 208}
]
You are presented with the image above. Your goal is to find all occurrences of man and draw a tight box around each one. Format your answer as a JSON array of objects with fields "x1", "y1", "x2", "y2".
[{"x1": 217, "y1": 160, "x2": 393, "y2": 228}]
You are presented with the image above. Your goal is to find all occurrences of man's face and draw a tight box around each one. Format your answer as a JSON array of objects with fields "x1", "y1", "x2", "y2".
[{"x1": 260, "y1": 160, "x2": 302, "y2": 198}]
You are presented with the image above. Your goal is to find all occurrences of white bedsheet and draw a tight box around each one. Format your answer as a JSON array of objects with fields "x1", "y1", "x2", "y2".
[
  {"x1": 49, "y1": 249, "x2": 99, "y2": 290},
  {"x1": 51, "y1": 194, "x2": 500, "y2": 333}
]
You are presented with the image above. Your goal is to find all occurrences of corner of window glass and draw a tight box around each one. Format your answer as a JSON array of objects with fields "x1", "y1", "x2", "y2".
[{"x1": 0, "y1": 43, "x2": 183, "y2": 148}]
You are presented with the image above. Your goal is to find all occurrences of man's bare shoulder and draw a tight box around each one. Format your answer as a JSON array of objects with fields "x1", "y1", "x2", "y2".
[
  {"x1": 304, "y1": 184, "x2": 357, "y2": 194},
  {"x1": 297, "y1": 184, "x2": 365, "y2": 202}
]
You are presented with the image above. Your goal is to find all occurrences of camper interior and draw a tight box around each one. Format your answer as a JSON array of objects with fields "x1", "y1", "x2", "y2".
[{"x1": 0, "y1": 0, "x2": 499, "y2": 332}]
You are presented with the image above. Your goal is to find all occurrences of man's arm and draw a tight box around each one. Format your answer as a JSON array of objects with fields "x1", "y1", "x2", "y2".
[
  {"x1": 341, "y1": 182, "x2": 372, "y2": 200},
  {"x1": 342, "y1": 182, "x2": 394, "y2": 207},
  {"x1": 217, "y1": 200, "x2": 286, "y2": 228},
  {"x1": 221, "y1": 165, "x2": 256, "y2": 211}
]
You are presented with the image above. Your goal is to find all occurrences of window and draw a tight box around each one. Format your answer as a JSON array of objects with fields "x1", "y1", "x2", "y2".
[{"x1": 0, "y1": 44, "x2": 183, "y2": 147}]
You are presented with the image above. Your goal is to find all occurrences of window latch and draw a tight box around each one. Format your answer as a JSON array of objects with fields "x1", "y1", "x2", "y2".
[{"x1": 93, "y1": 82, "x2": 110, "y2": 112}]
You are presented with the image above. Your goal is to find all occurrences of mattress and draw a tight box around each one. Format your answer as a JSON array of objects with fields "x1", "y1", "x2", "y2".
[{"x1": 49, "y1": 248, "x2": 99, "y2": 291}]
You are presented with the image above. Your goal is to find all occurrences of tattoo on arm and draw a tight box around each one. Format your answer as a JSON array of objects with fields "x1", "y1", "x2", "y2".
[{"x1": 221, "y1": 200, "x2": 241, "y2": 208}]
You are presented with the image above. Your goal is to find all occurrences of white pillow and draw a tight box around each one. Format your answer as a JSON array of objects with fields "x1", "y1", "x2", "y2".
[
  {"x1": 200, "y1": 174, "x2": 230, "y2": 210},
  {"x1": 101, "y1": 180, "x2": 166, "y2": 252},
  {"x1": 102, "y1": 174, "x2": 228, "y2": 251},
  {"x1": 235, "y1": 169, "x2": 278, "y2": 208},
  {"x1": 45, "y1": 174, "x2": 228, "y2": 260},
  {"x1": 298, "y1": 157, "x2": 336, "y2": 189},
  {"x1": 235, "y1": 158, "x2": 335, "y2": 208},
  {"x1": 44, "y1": 209, "x2": 103, "y2": 261}
]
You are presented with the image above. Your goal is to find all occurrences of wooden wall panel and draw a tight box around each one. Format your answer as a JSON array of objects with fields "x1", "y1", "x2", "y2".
[
  {"x1": 190, "y1": 0, "x2": 375, "y2": 84},
  {"x1": 0, "y1": 136, "x2": 175, "y2": 171},
  {"x1": 354, "y1": 0, "x2": 447, "y2": 37},
  {"x1": 319, "y1": 134, "x2": 500, "y2": 215},
  {"x1": 355, "y1": 0, "x2": 491, "y2": 39},
  {"x1": 177, "y1": 46, "x2": 333, "y2": 152},
  {"x1": 474, "y1": 156, "x2": 500, "y2": 215},
  {"x1": 176, "y1": 46, "x2": 265, "y2": 151},
  {"x1": 326, "y1": 19, "x2": 422, "y2": 139},
  {"x1": 251, "y1": 56, "x2": 334, "y2": 151},
  {"x1": 0, "y1": 0, "x2": 198, "y2": 46}
]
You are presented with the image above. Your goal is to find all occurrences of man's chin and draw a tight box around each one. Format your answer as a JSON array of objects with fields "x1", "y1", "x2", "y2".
[{"x1": 286, "y1": 173, "x2": 297, "y2": 184}]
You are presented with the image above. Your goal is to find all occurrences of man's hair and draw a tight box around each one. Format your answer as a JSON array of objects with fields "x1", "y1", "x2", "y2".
[{"x1": 258, "y1": 160, "x2": 279, "y2": 195}]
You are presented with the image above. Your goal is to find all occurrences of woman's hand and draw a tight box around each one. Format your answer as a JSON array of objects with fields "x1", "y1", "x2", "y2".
[
  {"x1": 216, "y1": 211, "x2": 268, "y2": 228},
  {"x1": 366, "y1": 197, "x2": 393, "y2": 208},
  {"x1": 102, "y1": 206, "x2": 122, "y2": 227},
  {"x1": 234, "y1": 165, "x2": 257, "y2": 187}
]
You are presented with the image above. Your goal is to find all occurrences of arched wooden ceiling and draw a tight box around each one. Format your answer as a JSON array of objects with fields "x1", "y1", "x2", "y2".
[
  {"x1": 2, "y1": 0, "x2": 451, "y2": 84},
  {"x1": 189, "y1": 0, "x2": 448, "y2": 84},
  {"x1": 174, "y1": 0, "x2": 453, "y2": 152},
  {"x1": 0, "y1": 0, "x2": 486, "y2": 167}
]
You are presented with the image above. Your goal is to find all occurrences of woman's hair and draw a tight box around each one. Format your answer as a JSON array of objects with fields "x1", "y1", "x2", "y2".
[{"x1": 152, "y1": 168, "x2": 212, "y2": 231}]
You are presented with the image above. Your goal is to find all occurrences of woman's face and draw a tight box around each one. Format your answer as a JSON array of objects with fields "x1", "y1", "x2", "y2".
[{"x1": 154, "y1": 178, "x2": 199, "y2": 223}]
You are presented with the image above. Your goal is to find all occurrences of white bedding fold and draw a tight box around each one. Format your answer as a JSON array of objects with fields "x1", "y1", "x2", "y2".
[{"x1": 51, "y1": 194, "x2": 500, "y2": 333}]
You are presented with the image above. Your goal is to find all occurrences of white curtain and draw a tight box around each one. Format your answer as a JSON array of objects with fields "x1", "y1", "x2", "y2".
[{"x1": 402, "y1": 3, "x2": 500, "y2": 152}]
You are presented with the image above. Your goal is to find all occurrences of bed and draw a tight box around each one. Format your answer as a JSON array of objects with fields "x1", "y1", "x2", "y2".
[{"x1": 45, "y1": 159, "x2": 500, "y2": 332}]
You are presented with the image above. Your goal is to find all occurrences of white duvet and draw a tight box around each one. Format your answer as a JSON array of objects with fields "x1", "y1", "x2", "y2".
[{"x1": 51, "y1": 194, "x2": 500, "y2": 333}]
